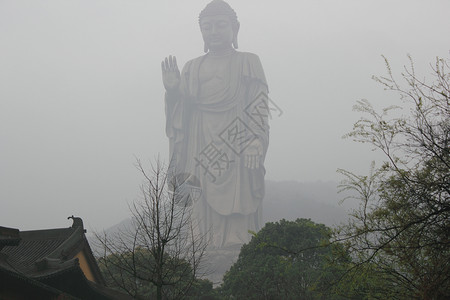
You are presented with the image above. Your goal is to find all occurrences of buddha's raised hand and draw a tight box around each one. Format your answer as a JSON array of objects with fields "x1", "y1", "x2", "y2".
[{"x1": 161, "y1": 55, "x2": 180, "y2": 92}]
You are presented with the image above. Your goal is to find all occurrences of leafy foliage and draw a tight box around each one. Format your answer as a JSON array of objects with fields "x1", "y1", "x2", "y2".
[
  {"x1": 221, "y1": 218, "x2": 348, "y2": 300},
  {"x1": 336, "y1": 55, "x2": 450, "y2": 299},
  {"x1": 98, "y1": 248, "x2": 216, "y2": 299}
]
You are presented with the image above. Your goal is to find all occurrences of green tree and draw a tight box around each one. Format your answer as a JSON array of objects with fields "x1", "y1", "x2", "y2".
[
  {"x1": 221, "y1": 218, "x2": 348, "y2": 300},
  {"x1": 98, "y1": 248, "x2": 217, "y2": 299},
  {"x1": 336, "y1": 55, "x2": 449, "y2": 299},
  {"x1": 95, "y1": 159, "x2": 208, "y2": 300}
]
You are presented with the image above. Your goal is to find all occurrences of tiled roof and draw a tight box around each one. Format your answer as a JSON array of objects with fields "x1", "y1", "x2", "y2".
[
  {"x1": 0, "y1": 218, "x2": 138, "y2": 299},
  {"x1": 0, "y1": 226, "x2": 20, "y2": 249},
  {"x1": 1, "y1": 227, "x2": 81, "y2": 277}
]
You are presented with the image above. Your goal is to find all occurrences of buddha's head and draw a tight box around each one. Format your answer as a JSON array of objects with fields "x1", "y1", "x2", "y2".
[{"x1": 199, "y1": 0, "x2": 240, "y2": 53}]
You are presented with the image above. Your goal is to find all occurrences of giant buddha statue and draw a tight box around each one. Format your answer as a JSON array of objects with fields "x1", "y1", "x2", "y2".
[{"x1": 161, "y1": 0, "x2": 269, "y2": 249}]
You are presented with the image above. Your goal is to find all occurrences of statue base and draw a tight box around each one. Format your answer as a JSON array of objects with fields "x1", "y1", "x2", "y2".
[{"x1": 203, "y1": 244, "x2": 242, "y2": 286}]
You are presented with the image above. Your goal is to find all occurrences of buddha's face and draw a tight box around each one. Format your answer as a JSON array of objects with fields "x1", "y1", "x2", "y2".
[{"x1": 200, "y1": 15, "x2": 235, "y2": 52}]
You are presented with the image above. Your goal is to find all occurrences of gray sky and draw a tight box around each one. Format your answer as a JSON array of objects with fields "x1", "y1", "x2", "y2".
[{"x1": 1, "y1": 0, "x2": 449, "y2": 231}]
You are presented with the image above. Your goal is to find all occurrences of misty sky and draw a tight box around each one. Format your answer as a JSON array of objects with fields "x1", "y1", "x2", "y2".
[{"x1": 1, "y1": 0, "x2": 449, "y2": 231}]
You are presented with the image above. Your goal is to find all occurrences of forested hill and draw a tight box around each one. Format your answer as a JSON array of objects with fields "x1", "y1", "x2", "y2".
[{"x1": 263, "y1": 180, "x2": 354, "y2": 227}]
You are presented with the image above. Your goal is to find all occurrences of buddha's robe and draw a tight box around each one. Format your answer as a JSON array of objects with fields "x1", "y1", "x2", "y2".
[{"x1": 165, "y1": 51, "x2": 269, "y2": 248}]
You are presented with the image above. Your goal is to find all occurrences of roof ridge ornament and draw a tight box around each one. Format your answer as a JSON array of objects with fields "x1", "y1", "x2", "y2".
[{"x1": 67, "y1": 215, "x2": 84, "y2": 229}]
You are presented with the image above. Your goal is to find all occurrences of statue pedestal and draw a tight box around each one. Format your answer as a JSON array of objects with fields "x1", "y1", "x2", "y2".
[{"x1": 203, "y1": 244, "x2": 242, "y2": 286}]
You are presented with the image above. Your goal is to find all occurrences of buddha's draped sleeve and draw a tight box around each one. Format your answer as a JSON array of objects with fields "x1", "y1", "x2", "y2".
[
  {"x1": 234, "y1": 53, "x2": 270, "y2": 205},
  {"x1": 164, "y1": 60, "x2": 193, "y2": 169},
  {"x1": 240, "y1": 53, "x2": 270, "y2": 157}
]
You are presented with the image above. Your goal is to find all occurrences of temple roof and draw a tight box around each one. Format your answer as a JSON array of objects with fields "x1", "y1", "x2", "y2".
[
  {"x1": 0, "y1": 226, "x2": 21, "y2": 250},
  {"x1": 0, "y1": 217, "x2": 137, "y2": 300},
  {"x1": 0, "y1": 216, "x2": 103, "y2": 282}
]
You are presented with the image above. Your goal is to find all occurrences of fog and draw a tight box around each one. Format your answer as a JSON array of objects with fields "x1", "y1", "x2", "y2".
[{"x1": 1, "y1": 0, "x2": 449, "y2": 231}]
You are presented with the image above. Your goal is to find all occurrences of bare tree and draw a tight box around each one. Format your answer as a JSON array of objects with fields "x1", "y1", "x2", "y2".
[{"x1": 95, "y1": 159, "x2": 208, "y2": 300}]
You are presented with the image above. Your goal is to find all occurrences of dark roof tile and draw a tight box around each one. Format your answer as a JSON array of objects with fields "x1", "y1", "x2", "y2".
[{"x1": 1, "y1": 227, "x2": 77, "y2": 275}]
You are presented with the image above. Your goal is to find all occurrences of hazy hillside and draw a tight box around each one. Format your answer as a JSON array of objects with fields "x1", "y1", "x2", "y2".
[
  {"x1": 263, "y1": 180, "x2": 353, "y2": 227},
  {"x1": 95, "y1": 180, "x2": 354, "y2": 240}
]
